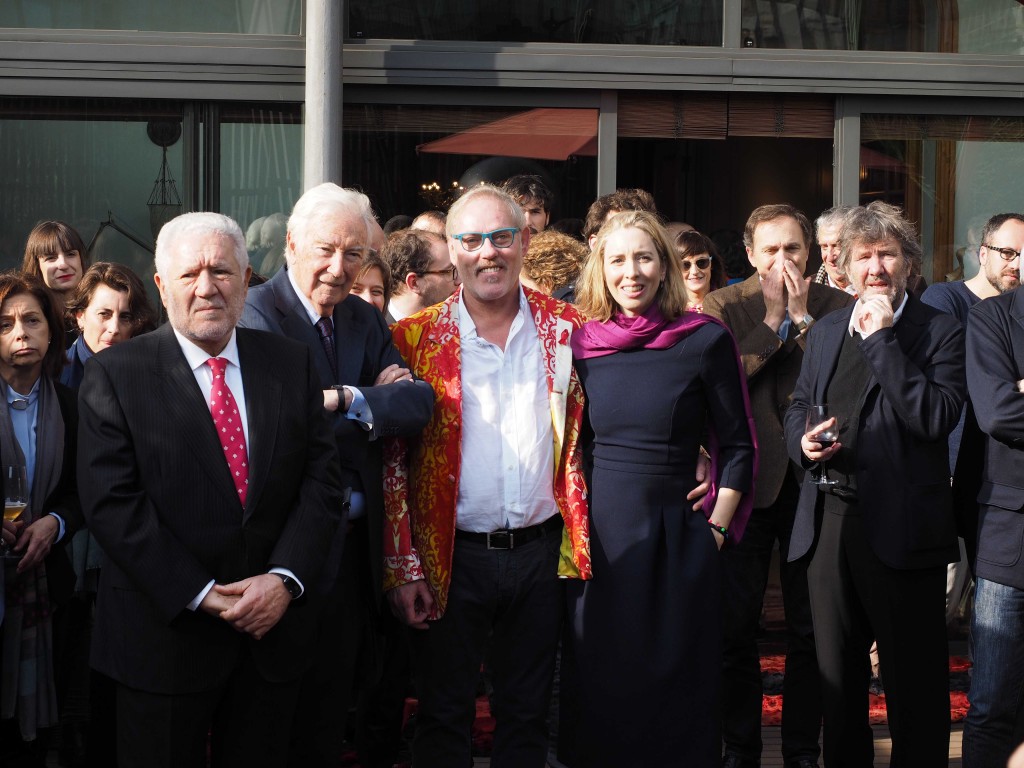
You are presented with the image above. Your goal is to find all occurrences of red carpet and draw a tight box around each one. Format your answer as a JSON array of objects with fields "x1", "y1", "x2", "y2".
[{"x1": 759, "y1": 654, "x2": 971, "y2": 725}]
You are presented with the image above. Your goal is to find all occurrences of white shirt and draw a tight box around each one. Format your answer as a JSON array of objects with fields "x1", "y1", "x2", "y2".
[
  {"x1": 456, "y1": 288, "x2": 558, "y2": 533},
  {"x1": 848, "y1": 292, "x2": 909, "y2": 339},
  {"x1": 174, "y1": 329, "x2": 302, "y2": 607}
]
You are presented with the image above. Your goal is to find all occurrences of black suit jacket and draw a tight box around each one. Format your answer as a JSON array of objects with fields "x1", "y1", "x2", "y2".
[
  {"x1": 965, "y1": 289, "x2": 1024, "y2": 590},
  {"x1": 239, "y1": 268, "x2": 433, "y2": 598},
  {"x1": 784, "y1": 293, "x2": 965, "y2": 569},
  {"x1": 78, "y1": 325, "x2": 344, "y2": 695}
]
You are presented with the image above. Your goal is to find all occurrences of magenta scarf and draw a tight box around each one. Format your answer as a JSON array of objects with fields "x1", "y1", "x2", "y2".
[{"x1": 571, "y1": 304, "x2": 759, "y2": 546}]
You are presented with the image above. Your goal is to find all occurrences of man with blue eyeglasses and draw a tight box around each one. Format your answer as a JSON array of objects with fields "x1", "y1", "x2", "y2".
[{"x1": 383, "y1": 183, "x2": 591, "y2": 767}]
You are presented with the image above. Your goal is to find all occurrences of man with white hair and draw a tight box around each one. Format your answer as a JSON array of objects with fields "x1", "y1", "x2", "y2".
[
  {"x1": 79, "y1": 212, "x2": 344, "y2": 768},
  {"x1": 241, "y1": 183, "x2": 434, "y2": 767}
]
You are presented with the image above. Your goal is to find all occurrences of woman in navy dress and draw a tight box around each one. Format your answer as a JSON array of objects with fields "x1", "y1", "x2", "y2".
[{"x1": 566, "y1": 210, "x2": 757, "y2": 767}]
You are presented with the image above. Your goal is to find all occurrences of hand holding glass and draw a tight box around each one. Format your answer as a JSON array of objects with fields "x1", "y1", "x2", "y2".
[
  {"x1": 1, "y1": 465, "x2": 27, "y2": 556},
  {"x1": 804, "y1": 404, "x2": 839, "y2": 486}
]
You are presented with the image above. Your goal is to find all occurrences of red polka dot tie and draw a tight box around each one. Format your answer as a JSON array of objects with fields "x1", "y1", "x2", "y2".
[{"x1": 207, "y1": 357, "x2": 249, "y2": 508}]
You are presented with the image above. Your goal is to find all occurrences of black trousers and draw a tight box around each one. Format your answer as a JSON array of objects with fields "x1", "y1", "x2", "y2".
[
  {"x1": 410, "y1": 527, "x2": 563, "y2": 768},
  {"x1": 721, "y1": 473, "x2": 822, "y2": 763},
  {"x1": 116, "y1": 650, "x2": 302, "y2": 768},
  {"x1": 288, "y1": 517, "x2": 376, "y2": 768},
  {"x1": 808, "y1": 507, "x2": 950, "y2": 768}
]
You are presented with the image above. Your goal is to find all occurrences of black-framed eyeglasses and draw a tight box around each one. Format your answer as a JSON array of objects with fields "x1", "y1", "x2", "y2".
[
  {"x1": 983, "y1": 244, "x2": 1022, "y2": 262},
  {"x1": 680, "y1": 256, "x2": 712, "y2": 271},
  {"x1": 451, "y1": 228, "x2": 518, "y2": 252},
  {"x1": 418, "y1": 265, "x2": 458, "y2": 281}
]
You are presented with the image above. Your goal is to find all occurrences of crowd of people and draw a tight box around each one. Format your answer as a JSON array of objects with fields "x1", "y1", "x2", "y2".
[{"x1": 0, "y1": 172, "x2": 1021, "y2": 768}]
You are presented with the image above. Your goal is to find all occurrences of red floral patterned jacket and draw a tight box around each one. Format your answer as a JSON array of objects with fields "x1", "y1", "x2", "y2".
[{"x1": 383, "y1": 287, "x2": 591, "y2": 618}]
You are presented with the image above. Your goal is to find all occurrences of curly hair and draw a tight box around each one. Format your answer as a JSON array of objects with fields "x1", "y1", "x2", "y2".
[
  {"x1": 66, "y1": 262, "x2": 158, "y2": 338},
  {"x1": 523, "y1": 230, "x2": 587, "y2": 295},
  {"x1": 583, "y1": 189, "x2": 659, "y2": 240}
]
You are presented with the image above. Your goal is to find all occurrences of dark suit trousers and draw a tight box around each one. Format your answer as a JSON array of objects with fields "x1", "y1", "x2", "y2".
[
  {"x1": 721, "y1": 472, "x2": 821, "y2": 762},
  {"x1": 410, "y1": 530, "x2": 563, "y2": 768},
  {"x1": 288, "y1": 517, "x2": 376, "y2": 768},
  {"x1": 808, "y1": 506, "x2": 950, "y2": 768},
  {"x1": 116, "y1": 648, "x2": 302, "y2": 768}
]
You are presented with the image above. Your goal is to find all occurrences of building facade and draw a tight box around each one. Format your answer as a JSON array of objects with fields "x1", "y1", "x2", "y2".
[{"x1": 1, "y1": 1, "x2": 1023, "y2": 284}]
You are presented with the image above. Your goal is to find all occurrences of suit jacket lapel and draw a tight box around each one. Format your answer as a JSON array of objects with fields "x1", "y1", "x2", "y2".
[
  {"x1": 237, "y1": 330, "x2": 280, "y2": 521},
  {"x1": 333, "y1": 299, "x2": 367, "y2": 386},
  {"x1": 271, "y1": 269, "x2": 337, "y2": 386},
  {"x1": 816, "y1": 308, "x2": 854, "y2": 401},
  {"x1": 737, "y1": 274, "x2": 768, "y2": 332},
  {"x1": 156, "y1": 326, "x2": 240, "y2": 509}
]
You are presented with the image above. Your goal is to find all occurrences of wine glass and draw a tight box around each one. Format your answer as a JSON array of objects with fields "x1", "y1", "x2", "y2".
[
  {"x1": 1, "y1": 465, "x2": 28, "y2": 557},
  {"x1": 804, "y1": 404, "x2": 839, "y2": 486}
]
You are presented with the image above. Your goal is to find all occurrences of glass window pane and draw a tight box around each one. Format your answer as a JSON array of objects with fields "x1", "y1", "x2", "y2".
[
  {"x1": 860, "y1": 114, "x2": 1024, "y2": 284},
  {"x1": 0, "y1": 99, "x2": 185, "y2": 306},
  {"x1": 0, "y1": 1, "x2": 301, "y2": 34},
  {"x1": 740, "y1": 0, "x2": 1024, "y2": 53},
  {"x1": 348, "y1": 2, "x2": 722, "y2": 46},
  {"x1": 342, "y1": 104, "x2": 598, "y2": 238},
  {"x1": 220, "y1": 105, "x2": 303, "y2": 278}
]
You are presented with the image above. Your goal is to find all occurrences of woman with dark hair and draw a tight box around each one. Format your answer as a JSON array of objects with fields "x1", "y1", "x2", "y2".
[
  {"x1": 567, "y1": 211, "x2": 756, "y2": 766},
  {"x1": 674, "y1": 229, "x2": 728, "y2": 312},
  {"x1": 61, "y1": 262, "x2": 157, "y2": 390},
  {"x1": 0, "y1": 272, "x2": 81, "y2": 761},
  {"x1": 55, "y1": 262, "x2": 156, "y2": 765},
  {"x1": 21, "y1": 221, "x2": 90, "y2": 307}
]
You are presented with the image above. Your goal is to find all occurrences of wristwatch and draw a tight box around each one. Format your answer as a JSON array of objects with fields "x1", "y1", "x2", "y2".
[
  {"x1": 276, "y1": 573, "x2": 302, "y2": 600},
  {"x1": 795, "y1": 314, "x2": 815, "y2": 334}
]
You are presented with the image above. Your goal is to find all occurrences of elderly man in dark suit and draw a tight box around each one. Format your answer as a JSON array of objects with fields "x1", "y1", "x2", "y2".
[
  {"x1": 240, "y1": 182, "x2": 434, "y2": 767},
  {"x1": 785, "y1": 201, "x2": 965, "y2": 767},
  {"x1": 704, "y1": 203, "x2": 852, "y2": 768},
  {"x1": 78, "y1": 212, "x2": 344, "y2": 768},
  {"x1": 962, "y1": 267, "x2": 1024, "y2": 768}
]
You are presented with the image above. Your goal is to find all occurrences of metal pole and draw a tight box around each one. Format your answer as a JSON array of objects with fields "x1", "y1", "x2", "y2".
[{"x1": 303, "y1": 0, "x2": 344, "y2": 189}]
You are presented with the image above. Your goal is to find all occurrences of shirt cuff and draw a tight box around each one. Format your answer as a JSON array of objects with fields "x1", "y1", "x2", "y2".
[
  {"x1": 188, "y1": 579, "x2": 216, "y2": 611},
  {"x1": 269, "y1": 567, "x2": 305, "y2": 599},
  {"x1": 343, "y1": 386, "x2": 374, "y2": 431},
  {"x1": 47, "y1": 512, "x2": 66, "y2": 543}
]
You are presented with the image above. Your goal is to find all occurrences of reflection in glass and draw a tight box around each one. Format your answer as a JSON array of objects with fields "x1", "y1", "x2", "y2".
[
  {"x1": 740, "y1": 0, "x2": 1024, "y2": 53},
  {"x1": 0, "y1": 1, "x2": 302, "y2": 34},
  {"x1": 220, "y1": 105, "x2": 303, "y2": 278},
  {"x1": 347, "y1": 2, "x2": 722, "y2": 46},
  {"x1": 860, "y1": 114, "x2": 1024, "y2": 284},
  {"x1": 342, "y1": 105, "x2": 598, "y2": 232},
  {"x1": 0, "y1": 100, "x2": 183, "y2": 305}
]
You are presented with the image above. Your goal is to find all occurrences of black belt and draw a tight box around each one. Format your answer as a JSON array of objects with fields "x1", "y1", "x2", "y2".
[{"x1": 455, "y1": 515, "x2": 563, "y2": 550}]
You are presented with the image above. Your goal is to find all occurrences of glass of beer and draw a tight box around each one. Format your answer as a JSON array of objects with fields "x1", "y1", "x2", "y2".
[{"x1": 2, "y1": 464, "x2": 27, "y2": 557}]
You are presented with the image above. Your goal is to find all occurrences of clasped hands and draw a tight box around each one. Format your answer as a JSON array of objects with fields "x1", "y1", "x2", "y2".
[
  {"x1": 762, "y1": 257, "x2": 811, "y2": 332},
  {"x1": 199, "y1": 573, "x2": 291, "y2": 641}
]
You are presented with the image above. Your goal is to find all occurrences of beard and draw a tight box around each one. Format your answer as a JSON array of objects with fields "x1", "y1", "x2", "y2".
[{"x1": 986, "y1": 267, "x2": 1020, "y2": 295}]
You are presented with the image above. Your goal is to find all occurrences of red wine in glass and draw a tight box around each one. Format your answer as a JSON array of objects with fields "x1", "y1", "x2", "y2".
[{"x1": 805, "y1": 404, "x2": 839, "y2": 486}]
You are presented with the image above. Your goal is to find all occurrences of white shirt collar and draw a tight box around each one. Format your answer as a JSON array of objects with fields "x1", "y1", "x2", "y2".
[
  {"x1": 848, "y1": 292, "x2": 908, "y2": 338},
  {"x1": 172, "y1": 328, "x2": 242, "y2": 372},
  {"x1": 457, "y1": 284, "x2": 530, "y2": 341},
  {"x1": 286, "y1": 265, "x2": 329, "y2": 324}
]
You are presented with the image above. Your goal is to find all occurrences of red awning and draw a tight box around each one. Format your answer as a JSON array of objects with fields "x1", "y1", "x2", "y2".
[{"x1": 417, "y1": 108, "x2": 598, "y2": 161}]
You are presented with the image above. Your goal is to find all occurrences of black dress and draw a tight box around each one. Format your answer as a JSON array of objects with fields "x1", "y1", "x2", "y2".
[{"x1": 566, "y1": 321, "x2": 755, "y2": 767}]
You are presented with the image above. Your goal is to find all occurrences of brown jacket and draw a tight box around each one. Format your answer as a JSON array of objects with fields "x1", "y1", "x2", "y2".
[{"x1": 703, "y1": 274, "x2": 855, "y2": 508}]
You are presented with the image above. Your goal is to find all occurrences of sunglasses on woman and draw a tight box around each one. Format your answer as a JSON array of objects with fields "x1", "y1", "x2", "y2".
[{"x1": 680, "y1": 255, "x2": 711, "y2": 271}]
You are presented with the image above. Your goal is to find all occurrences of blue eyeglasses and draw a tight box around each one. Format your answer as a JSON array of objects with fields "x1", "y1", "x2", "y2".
[{"x1": 450, "y1": 228, "x2": 519, "y2": 252}]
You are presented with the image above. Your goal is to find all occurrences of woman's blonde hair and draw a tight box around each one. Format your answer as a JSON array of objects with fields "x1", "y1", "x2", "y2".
[{"x1": 575, "y1": 210, "x2": 689, "y2": 322}]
